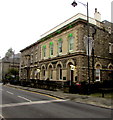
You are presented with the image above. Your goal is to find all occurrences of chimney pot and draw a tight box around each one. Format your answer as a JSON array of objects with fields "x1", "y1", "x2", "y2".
[{"x1": 95, "y1": 8, "x2": 97, "y2": 13}]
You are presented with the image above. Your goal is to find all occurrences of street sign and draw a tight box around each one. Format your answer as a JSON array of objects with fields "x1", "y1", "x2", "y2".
[
  {"x1": 70, "y1": 65, "x2": 75, "y2": 71},
  {"x1": 84, "y1": 36, "x2": 94, "y2": 56}
]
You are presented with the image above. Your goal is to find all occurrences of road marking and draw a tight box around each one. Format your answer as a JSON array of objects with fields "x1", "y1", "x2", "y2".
[
  {"x1": 16, "y1": 88, "x2": 60, "y2": 100},
  {"x1": 18, "y1": 96, "x2": 32, "y2": 102},
  {"x1": 6, "y1": 91, "x2": 14, "y2": 95},
  {"x1": 0, "y1": 99, "x2": 68, "y2": 108},
  {"x1": 28, "y1": 90, "x2": 60, "y2": 100},
  {"x1": 7, "y1": 85, "x2": 61, "y2": 100}
]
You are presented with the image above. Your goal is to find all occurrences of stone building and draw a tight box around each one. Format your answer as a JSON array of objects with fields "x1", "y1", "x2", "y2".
[
  {"x1": 20, "y1": 9, "x2": 113, "y2": 86},
  {"x1": 0, "y1": 53, "x2": 21, "y2": 81}
]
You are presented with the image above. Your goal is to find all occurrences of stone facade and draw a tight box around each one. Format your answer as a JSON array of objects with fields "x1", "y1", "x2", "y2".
[
  {"x1": 0, "y1": 53, "x2": 20, "y2": 81},
  {"x1": 20, "y1": 13, "x2": 113, "y2": 85}
]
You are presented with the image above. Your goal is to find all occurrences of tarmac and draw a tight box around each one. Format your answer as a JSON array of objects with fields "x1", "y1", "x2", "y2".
[{"x1": 5, "y1": 84, "x2": 113, "y2": 109}]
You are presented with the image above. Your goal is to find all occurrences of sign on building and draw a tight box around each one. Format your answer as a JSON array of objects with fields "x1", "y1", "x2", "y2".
[
  {"x1": 84, "y1": 36, "x2": 94, "y2": 56},
  {"x1": 70, "y1": 65, "x2": 75, "y2": 71}
]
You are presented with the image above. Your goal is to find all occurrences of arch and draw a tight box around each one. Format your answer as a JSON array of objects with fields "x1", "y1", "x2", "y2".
[
  {"x1": 108, "y1": 63, "x2": 113, "y2": 69},
  {"x1": 66, "y1": 59, "x2": 74, "y2": 68},
  {"x1": 41, "y1": 64, "x2": 46, "y2": 70},
  {"x1": 56, "y1": 61, "x2": 63, "y2": 68},
  {"x1": 47, "y1": 63, "x2": 54, "y2": 70},
  {"x1": 95, "y1": 62, "x2": 102, "y2": 69}
]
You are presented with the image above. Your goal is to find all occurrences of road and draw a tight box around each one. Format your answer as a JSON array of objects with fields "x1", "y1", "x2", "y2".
[{"x1": 0, "y1": 85, "x2": 112, "y2": 119}]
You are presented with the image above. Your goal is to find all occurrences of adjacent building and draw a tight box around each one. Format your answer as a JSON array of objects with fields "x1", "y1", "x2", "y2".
[
  {"x1": 20, "y1": 9, "x2": 113, "y2": 86},
  {"x1": 0, "y1": 53, "x2": 21, "y2": 81}
]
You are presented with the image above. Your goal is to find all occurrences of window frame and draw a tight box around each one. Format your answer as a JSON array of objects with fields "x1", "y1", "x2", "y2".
[
  {"x1": 58, "y1": 38, "x2": 63, "y2": 55},
  {"x1": 95, "y1": 69, "x2": 100, "y2": 81},
  {"x1": 68, "y1": 33, "x2": 74, "y2": 52},
  {"x1": 42, "y1": 45, "x2": 46, "y2": 58},
  {"x1": 49, "y1": 42, "x2": 54, "y2": 56}
]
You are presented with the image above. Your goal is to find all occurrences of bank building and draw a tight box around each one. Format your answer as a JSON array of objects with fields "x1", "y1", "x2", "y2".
[{"x1": 20, "y1": 9, "x2": 113, "y2": 88}]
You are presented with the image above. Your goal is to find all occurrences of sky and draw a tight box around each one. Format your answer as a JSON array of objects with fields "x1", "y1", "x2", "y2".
[{"x1": 0, "y1": 0, "x2": 112, "y2": 58}]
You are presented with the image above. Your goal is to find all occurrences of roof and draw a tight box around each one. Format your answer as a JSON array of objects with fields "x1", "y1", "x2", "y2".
[
  {"x1": 20, "y1": 13, "x2": 103, "y2": 52},
  {"x1": 40, "y1": 13, "x2": 100, "y2": 39}
]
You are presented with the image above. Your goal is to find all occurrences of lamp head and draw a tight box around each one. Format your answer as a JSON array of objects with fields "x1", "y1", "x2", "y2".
[{"x1": 71, "y1": 0, "x2": 77, "y2": 7}]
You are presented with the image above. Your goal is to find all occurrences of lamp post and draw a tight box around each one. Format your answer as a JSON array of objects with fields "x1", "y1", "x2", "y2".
[
  {"x1": 71, "y1": 0, "x2": 90, "y2": 94},
  {"x1": 92, "y1": 27, "x2": 97, "y2": 83}
]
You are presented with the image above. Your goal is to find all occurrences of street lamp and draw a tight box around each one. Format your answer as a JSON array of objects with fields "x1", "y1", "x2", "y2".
[
  {"x1": 71, "y1": 0, "x2": 90, "y2": 94},
  {"x1": 71, "y1": 0, "x2": 77, "y2": 7}
]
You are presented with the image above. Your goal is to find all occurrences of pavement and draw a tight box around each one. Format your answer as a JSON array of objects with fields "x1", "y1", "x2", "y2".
[{"x1": 5, "y1": 84, "x2": 113, "y2": 109}]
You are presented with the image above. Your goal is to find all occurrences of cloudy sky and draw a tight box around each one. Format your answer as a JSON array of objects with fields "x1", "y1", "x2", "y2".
[{"x1": 0, "y1": 0, "x2": 112, "y2": 58}]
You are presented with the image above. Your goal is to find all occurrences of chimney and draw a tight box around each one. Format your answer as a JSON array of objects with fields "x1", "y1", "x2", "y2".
[{"x1": 94, "y1": 8, "x2": 101, "y2": 21}]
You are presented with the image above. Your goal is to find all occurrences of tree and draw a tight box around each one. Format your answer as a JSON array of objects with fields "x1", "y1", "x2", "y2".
[
  {"x1": 5, "y1": 68, "x2": 19, "y2": 84},
  {"x1": 5, "y1": 48, "x2": 14, "y2": 58}
]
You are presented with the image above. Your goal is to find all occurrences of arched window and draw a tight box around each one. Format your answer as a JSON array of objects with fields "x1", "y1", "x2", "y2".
[
  {"x1": 95, "y1": 64, "x2": 101, "y2": 81},
  {"x1": 57, "y1": 64, "x2": 62, "y2": 80},
  {"x1": 108, "y1": 64, "x2": 113, "y2": 79},
  {"x1": 48, "y1": 65, "x2": 53, "y2": 80}
]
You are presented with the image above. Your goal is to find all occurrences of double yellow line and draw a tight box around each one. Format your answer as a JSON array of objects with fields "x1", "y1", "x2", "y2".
[{"x1": 8, "y1": 85, "x2": 60, "y2": 100}]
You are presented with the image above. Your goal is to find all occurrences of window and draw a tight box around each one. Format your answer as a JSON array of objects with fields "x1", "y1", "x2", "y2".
[
  {"x1": 35, "y1": 52, "x2": 37, "y2": 62},
  {"x1": 49, "y1": 42, "x2": 53, "y2": 56},
  {"x1": 30, "y1": 54, "x2": 33, "y2": 63},
  {"x1": 42, "y1": 67, "x2": 45, "y2": 76},
  {"x1": 42, "y1": 45, "x2": 46, "y2": 58},
  {"x1": 68, "y1": 33, "x2": 74, "y2": 51},
  {"x1": 95, "y1": 64, "x2": 101, "y2": 81},
  {"x1": 60, "y1": 68, "x2": 62, "y2": 80},
  {"x1": 49, "y1": 65, "x2": 53, "y2": 80},
  {"x1": 108, "y1": 64, "x2": 113, "y2": 79},
  {"x1": 43, "y1": 70, "x2": 45, "y2": 76},
  {"x1": 57, "y1": 64, "x2": 62, "y2": 80},
  {"x1": 50, "y1": 70, "x2": 52, "y2": 79},
  {"x1": 58, "y1": 38, "x2": 62, "y2": 54},
  {"x1": 109, "y1": 43, "x2": 113, "y2": 53},
  {"x1": 96, "y1": 69, "x2": 100, "y2": 81},
  {"x1": 42, "y1": 66, "x2": 46, "y2": 80}
]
